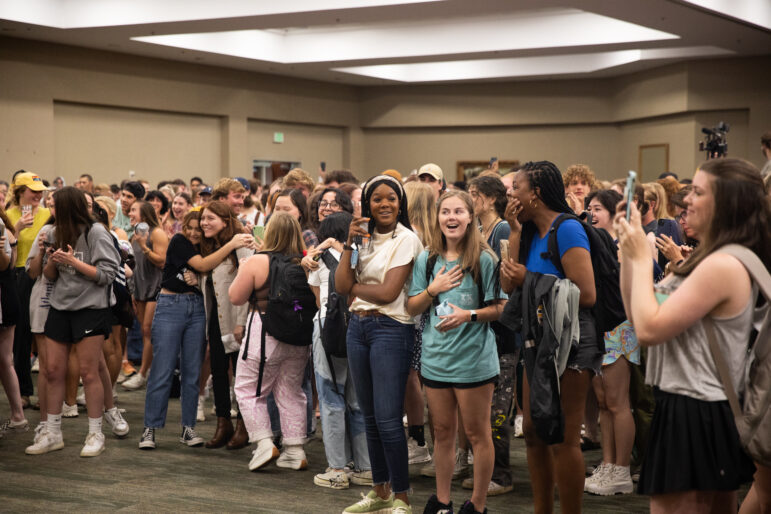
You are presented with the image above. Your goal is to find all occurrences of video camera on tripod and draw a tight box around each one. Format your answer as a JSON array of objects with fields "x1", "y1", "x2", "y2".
[{"x1": 699, "y1": 121, "x2": 729, "y2": 158}]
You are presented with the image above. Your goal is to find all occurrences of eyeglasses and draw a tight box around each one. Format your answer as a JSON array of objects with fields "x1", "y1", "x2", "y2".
[
  {"x1": 319, "y1": 201, "x2": 339, "y2": 209},
  {"x1": 675, "y1": 212, "x2": 688, "y2": 222}
]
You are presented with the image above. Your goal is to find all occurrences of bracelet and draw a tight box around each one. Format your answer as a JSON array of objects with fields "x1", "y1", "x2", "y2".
[
  {"x1": 425, "y1": 287, "x2": 436, "y2": 298},
  {"x1": 10, "y1": 241, "x2": 17, "y2": 247}
]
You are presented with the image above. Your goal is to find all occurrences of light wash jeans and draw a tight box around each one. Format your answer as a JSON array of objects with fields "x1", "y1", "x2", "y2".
[
  {"x1": 144, "y1": 294, "x2": 206, "y2": 428},
  {"x1": 313, "y1": 317, "x2": 370, "y2": 471}
]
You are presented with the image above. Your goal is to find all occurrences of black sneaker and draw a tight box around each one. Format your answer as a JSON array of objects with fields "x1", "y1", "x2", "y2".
[
  {"x1": 180, "y1": 426, "x2": 204, "y2": 447},
  {"x1": 424, "y1": 494, "x2": 453, "y2": 514},
  {"x1": 457, "y1": 500, "x2": 486, "y2": 514},
  {"x1": 138, "y1": 427, "x2": 155, "y2": 450}
]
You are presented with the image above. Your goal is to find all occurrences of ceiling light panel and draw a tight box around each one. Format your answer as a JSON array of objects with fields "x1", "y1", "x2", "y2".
[
  {"x1": 133, "y1": 9, "x2": 679, "y2": 64},
  {"x1": 333, "y1": 46, "x2": 733, "y2": 82},
  {"x1": 0, "y1": 0, "x2": 443, "y2": 28}
]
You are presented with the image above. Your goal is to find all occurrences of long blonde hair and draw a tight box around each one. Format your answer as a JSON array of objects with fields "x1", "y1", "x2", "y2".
[
  {"x1": 644, "y1": 182, "x2": 670, "y2": 219},
  {"x1": 428, "y1": 190, "x2": 492, "y2": 284},
  {"x1": 262, "y1": 211, "x2": 305, "y2": 256},
  {"x1": 404, "y1": 181, "x2": 436, "y2": 247}
]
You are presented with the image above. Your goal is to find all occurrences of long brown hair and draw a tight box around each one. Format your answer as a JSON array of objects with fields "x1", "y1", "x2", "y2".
[
  {"x1": 428, "y1": 190, "x2": 493, "y2": 284},
  {"x1": 0, "y1": 205, "x2": 16, "y2": 237},
  {"x1": 136, "y1": 201, "x2": 161, "y2": 230},
  {"x1": 53, "y1": 187, "x2": 93, "y2": 249},
  {"x1": 199, "y1": 200, "x2": 244, "y2": 268},
  {"x1": 262, "y1": 211, "x2": 305, "y2": 257},
  {"x1": 675, "y1": 158, "x2": 771, "y2": 275}
]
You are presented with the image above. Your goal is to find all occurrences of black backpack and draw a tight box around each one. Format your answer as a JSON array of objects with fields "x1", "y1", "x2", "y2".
[
  {"x1": 241, "y1": 252, "x2": 318, "y2": 396},
  {"x1": 319, "y1": 250, "x2": 351, "y2": 394},
  {"x1": 542, "y1": 213, "x2": 626, "y2": 336}
]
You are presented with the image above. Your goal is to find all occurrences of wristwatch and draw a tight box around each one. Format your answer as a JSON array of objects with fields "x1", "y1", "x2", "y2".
[{"x1": 469, "y1": 310, "x2": 477, "y2": 322}]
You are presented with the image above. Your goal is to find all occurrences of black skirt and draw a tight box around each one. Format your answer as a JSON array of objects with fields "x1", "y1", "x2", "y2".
[
  {"x1": 0, "y1": 267, "x2": 21, "y2": 327},
  {"x1": 638, "y1": 388, "x2": 755, "y2": 495}
]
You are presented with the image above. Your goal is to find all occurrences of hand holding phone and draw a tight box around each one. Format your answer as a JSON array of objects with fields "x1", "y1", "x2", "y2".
[
  {"x1": 500, "y1": 239, "x2": 510, "y2": 262},
  {"x1": 624, "y1": 171, "x2": 637, "y2": 222}
]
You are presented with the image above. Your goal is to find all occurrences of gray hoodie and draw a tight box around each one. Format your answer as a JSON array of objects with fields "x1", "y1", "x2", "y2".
[{"x1": 46, "y1": 223, "x2": 120, "y2": 311}]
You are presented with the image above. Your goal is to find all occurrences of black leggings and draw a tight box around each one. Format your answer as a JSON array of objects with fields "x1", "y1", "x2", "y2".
[
  {"x1": 13, "y1": 268, "x2": 34, "y2": 397},
  {"x1": 208, "y1": 306, "x2": 240, "y2": 419}
]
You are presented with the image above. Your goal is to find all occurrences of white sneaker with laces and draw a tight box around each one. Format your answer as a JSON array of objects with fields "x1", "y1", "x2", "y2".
[
  {"x1": 26, "y1": 429, "x2": 64, "y2": 455},
  {"x1": 350, "y1": 470, "x2": 373, "y2": 486},
  {"x1": 314, "y1": 468, "x2": 350, "y2": 489},
  {"x1": 584, "y1": 462, "x2": 612, "y2": 491},
  {"x1": 138, "y1": 427, "x2": 156, "y2": 450},
  {"x1": 407, "y1": 437, "x2": 432, "y2": 465},
  {"x1": 104, "y1": 408, "x2": 130, "y2": 437},
  {"x1": 121, "y1": 372, "x2": 147, "y2": 391},
  {"x1": 586, "y1": 464, "x2": 634, "y2": 496},
  {"x1": 76, "y1": 392, "x2": 86, "y2": 406},
  {"x1": 514, "y1": 414, "x2": 524, "y2": 438},
  {"x1": 62, "y1": 402, "x2": 78, "y2": 418},
  {"x1": 80, "y1": 432, "x2": 105, "y2": 457},
  {"x1": 276, "y1": 444, "x2": 308, "y2": 470},
  {"x1": 33, "y1": 423, "x2": 47, "y2": 444},
  {"x1": 249, "y1": 438, "x2": 280, "y2": 471}
]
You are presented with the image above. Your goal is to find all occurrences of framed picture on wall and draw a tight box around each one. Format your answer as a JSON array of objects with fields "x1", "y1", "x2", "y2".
[{"x1": 456, "y1": 160, "x2": 521, "y2": 182}]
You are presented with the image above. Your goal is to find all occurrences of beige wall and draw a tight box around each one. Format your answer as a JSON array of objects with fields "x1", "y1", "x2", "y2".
[
  {"x1": 247, "y1": 121, "x2": 345, "y2": 183},
  {"x1": 1, "y1": 37, "x2": 768, "y2": 189},
  {"x1": 54, "y1": 102, "x2": 222, "y2": 186}
]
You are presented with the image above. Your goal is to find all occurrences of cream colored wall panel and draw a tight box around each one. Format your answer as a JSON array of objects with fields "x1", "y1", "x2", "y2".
[
  {"x1": 54, "y1": 102, "x2": 221, "y2": 187},
  {"x1": 362, "y1": 125, "x2": 620, "y2": 182},
  {"x1": 247, "y1": 121, "x2": 344, "y2": 182}
]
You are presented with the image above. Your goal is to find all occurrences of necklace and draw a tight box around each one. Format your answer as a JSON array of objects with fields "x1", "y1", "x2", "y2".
[{"x1": 481, "y1": 215, "x2": 501, "y2": 240}]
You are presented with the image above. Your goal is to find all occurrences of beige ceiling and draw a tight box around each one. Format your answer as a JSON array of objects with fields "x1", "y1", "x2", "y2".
[{"x1": 1, "y1": 0, "x2": 769, "y2": 85}]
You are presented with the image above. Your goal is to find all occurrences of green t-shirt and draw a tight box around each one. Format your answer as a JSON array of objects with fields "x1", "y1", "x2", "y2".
[{"x1": 409, "y1": 250, "x2": 503, "y2": 384}]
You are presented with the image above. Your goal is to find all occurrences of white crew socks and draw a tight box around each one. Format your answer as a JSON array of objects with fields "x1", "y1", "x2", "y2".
[
  {"x1": 47, "y1": 413, "x2": 62, "y2": 436},
  {"x1": 88, "y1": 416, "x2": 103, "y2": 434}
]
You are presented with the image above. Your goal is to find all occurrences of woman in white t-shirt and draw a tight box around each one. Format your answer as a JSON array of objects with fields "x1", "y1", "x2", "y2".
[{"x1": 335, "y1": 175, "x2": 423, "y2": 514}]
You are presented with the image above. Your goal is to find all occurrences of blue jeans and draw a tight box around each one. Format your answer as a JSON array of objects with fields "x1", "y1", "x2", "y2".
[
  {"x1": 144, "y1": 294, "x2": 206, "y2": 428},
  {"x1": 313, "y1": 317, "x2": 369, "y2": 471},
  {"x1": 347, "y1": 314, "x2": 413, "y2": 493}
]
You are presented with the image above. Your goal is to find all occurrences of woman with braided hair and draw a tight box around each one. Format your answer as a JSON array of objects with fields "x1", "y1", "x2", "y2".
[
  {"x1": 335, "y1": 174, "x2": 424, "y2": 514},
  {"x1": 500, "y1": 161, "x2": 600, "y2": 514}
]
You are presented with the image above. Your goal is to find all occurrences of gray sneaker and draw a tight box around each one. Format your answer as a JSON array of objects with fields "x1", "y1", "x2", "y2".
[{"x1": 180, "y1": 426, "x2": 204, "y2": 447}]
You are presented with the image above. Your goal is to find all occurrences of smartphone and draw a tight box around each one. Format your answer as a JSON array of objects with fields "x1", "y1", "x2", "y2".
[
  {"x1": 253, "y1": 225, "x2": 265, "y2": 240},
  {"x1": 434, "y1": 318, "x2": 447, "y2": 329},
  {"x1": 22, "y1": 205, "x2": 32, "y2": 216},
  {"x1": 500, "y1": 239, "x2": 510, "y2": 262},
  {"x1": 320, "y1": 161, "x2": 326, "y2": 172},
  {"x1": 624, "y1": 171, "x2": 637, "y2": 222}
]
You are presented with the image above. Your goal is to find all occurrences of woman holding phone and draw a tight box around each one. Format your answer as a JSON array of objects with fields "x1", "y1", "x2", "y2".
[{"x1": 335, "y1": 175, "x2": 423, "y2": 514}]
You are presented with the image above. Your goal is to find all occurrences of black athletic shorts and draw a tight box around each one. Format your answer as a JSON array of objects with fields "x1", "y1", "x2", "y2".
[{"x1": 44, "y1": 307, "x2": 112, "y2": 343}]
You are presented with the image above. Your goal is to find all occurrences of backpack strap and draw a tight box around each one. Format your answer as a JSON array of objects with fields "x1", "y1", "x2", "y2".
[
  {"x1": 319, "y1": 249, "x2": 342, "y2": 395},
  {"x1": 543, "y1": 213, "x2": 572, "y2": 275},
  {"x1": 425, "y1": 253, "x2": 440, "y2": 307},
  {"x1": 255, "y1": 322, "x2": 267, "y2": 397},
  {"x1": 705, "y1": 245, "x2": 771, "y2": 421}
]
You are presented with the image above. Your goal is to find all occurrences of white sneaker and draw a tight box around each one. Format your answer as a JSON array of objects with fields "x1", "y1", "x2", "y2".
[
  {"x1": 420, "y1": 459, "x2": 436, "y2": 477},
  {"x1": 116, "y1": 371, "x2": 127, "y2": 384},
  {"x1": 197, "y1": 396, "x2": 206, "y2": 422},
  {"x1": 33, "y1": 423, "x2": 47, "y2": 444},
  {"x1": 121, "y1": 372, "x2": 147, "y2": 391},
  {"x1": 76, "y1": 392, "x2": 86, "y2": 406},
  {"x1": 104, "y1": 408, "x2": 130, "y2": 437},
  {"x1": 80, "y1": 432, "x2": 106, "y2": 457},
  {"x1": 62, "y1": 402, "x2": 79, "y2": 418},
  {"x1": 514, "y1": 414, "x2": 524, "y2": 438},
  {"x1": 1, "y1": 418, "x2": 29, "y2": 434},
  {"x1": 407, "y1": 437, "x2": 432, "y2": 465},
  {"x1": 586, "y1": 464, "x2": 634, "y2": 496},
  {"x1": 31, "y1": 357, "x2": 39, "y2": 373},
  {"x1": 350, "y1": 470, "x2": 373, "y2": 486},
  {"x1": 230, "y1": 408, "x2": 238, "y2": 419},
  {"x1": 584, "y1": 462, "x2": 612, "y2": 491},
  {"x1": 25, "y1": 429, "x2": 64, "y2": 455},
  {"x1": 453, "y1": 449, "x2": 471, "y2": 480},
  {"x1": 249, "y1": 438, "x2": 280, "y2": 471},
  {"x1": 276, "y1": 444, "x2": 308, "y2": 470},
  {"x1": 314, "y1": 468, "x2": 350, "y2": 489}
]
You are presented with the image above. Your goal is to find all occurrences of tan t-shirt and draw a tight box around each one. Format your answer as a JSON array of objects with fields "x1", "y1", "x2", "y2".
[{"x1": 349, "y1": 223, "x2": 423, "y2": 324}]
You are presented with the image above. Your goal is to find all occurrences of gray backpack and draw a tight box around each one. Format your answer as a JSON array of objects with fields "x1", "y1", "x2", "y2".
[{"x1": 705, "y1": 244, "x2": 771, "y2": 467}]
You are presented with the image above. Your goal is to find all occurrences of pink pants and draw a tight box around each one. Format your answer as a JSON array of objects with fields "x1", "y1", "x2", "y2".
[{"x1": 235, "y1": 315, "x2": 310, "y2": 445}]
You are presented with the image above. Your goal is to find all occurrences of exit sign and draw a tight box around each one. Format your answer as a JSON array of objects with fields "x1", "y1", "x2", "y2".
[{"x1": 273, "y1": 132, "x2": 284, "y2": 144}]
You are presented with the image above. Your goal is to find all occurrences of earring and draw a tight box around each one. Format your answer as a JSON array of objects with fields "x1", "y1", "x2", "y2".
[{"x1": 529, "y1": 199, "x2": 537, "y2": 209}]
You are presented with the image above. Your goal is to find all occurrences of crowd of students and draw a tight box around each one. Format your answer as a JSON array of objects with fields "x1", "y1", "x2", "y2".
[{"x1": 1, "y1": 158, "x2": 770, "y2": 514}]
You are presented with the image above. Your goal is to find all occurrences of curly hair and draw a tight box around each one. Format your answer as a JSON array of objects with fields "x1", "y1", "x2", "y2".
[{"x1": 563, "y1": 164, "x2": 597, "y2": 191}]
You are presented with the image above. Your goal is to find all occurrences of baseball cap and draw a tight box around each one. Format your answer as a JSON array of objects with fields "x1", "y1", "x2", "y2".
[
  {"x1": 234, "y1": 177, "x2": 250, "y2": 192},
  {"x1": 199, "y1": 186, "x2": 213, "y2": 196},
  {"x1": 13, "y1": 172, "x2": 47, "y2": 192},
  {"x1": 418, "y1": 163, "x2": 443, "y2": 182}
]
